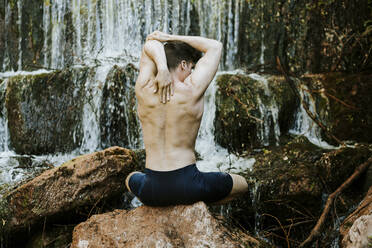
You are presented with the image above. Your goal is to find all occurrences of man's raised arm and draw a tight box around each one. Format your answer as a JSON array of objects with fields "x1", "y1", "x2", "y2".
[
  {"x1": 147, "y1": 31, "x2": 222, "y2": 99},
  {"x1": 137, "y1": 39, "x2": 173, "y2": 103}
]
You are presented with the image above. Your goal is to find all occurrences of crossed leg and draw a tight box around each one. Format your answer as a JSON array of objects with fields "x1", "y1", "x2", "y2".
[
  {"x1": 212, "y1": 173, "x2": 248, "y2": 204},
  {"x1": 125, "y1": 171, "x2": 142, "y2": 194},
  {"x1": 125, "y1": 171, "x2": 248, "y2": 205}
]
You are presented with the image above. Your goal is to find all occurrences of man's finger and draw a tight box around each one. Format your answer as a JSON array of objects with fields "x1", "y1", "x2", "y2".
[
  {"x1": 153, "y1": 80, "x2": 158, "y2": 93},
  {"x1": 163, "y1": 87, "x2": 167, "y2": 103},
  {"x1": 159, "y1": 87, "x2": 163, "y2": 103},
  {"x1": 171, "y1": 81, "x2": 175, "y2": 96},
  {"x1": 167, "y1": 85, "x2": 171, "y2": 101}
]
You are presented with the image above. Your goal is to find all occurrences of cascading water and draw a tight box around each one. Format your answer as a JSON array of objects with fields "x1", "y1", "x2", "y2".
[
  {"x1": 289, "y1": 84, "x2": 335, "y2": 149},
  {"x1": 249, "y1": 73, "x2": 281, "y2": 146},
  {"x1": 79, "y1": 65, "x2": 109, "y2": 153},
  {"x1": 0, "y1": 80, "x2": 9, "y2": 152},
  {"x1": 38, "y1": 0, "x2": 244, "y2": 70},
  {"x1": 196, "y1": 70, "x2": 256, "y2": 173}
]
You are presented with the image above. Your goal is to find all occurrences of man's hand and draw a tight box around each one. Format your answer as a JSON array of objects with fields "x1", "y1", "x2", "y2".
[
  {"x1": 153, "y1": 68, "x2": 173, "y2": 103},
  {"x1": 146, "y1": 31, "x2": 171, "y2": 42}
]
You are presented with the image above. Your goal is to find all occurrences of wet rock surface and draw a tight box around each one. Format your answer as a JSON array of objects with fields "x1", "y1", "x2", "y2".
[
  {"x1": 71, "y1": 201, "x2": 241, "y2": 248},
  {"x1": 215, "y1": 73, "x2": 297, "y2": 154},
  {"x1": 0, "y1": 146, "x2": 138, "y2": 233},
  {"x1": 5, "y1": 68, "x2": 88, "y2": 154},
  {"x1": 340, "y1": 186, "x2": 372, "y2": 248},
  {"x1": 100, "y1": 64, "x2": 141, "y2": 149}
]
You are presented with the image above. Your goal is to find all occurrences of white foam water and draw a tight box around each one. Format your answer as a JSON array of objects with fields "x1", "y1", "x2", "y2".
[{"x1": 0, "y1": 69, "x2": 53, "y2": 79}]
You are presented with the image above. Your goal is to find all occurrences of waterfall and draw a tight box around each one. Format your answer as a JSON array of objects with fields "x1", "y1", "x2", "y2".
[
  {"x1": 2, "y1": 1, "x2": 11, "y2": 71},
  {"x1": 0, "y1": 80, "x2": 9, "y2": 152},
  {"x1": 248, "y1": 73, "x2": 281, "y2": 146},
  {"x1": 196, "y1": 70, "x2": 256, "y2": 173},
  {"x1": 289, "y1": 84, "x2": 335, "y2": 149},
  {"x1": 17, "y1": 0, "x2": 22, "y2": 71},
  {"x1": 79, "y1": 65, "x2": 108, "y2": 153},
  {"x1": 38, "y1": 0, "x2": 243, "y2": 70}
]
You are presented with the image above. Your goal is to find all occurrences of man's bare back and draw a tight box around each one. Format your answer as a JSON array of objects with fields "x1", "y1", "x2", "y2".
[
  {"x1": 136, "y1": 71, "x2": 203, "y2": 171},
  {"x1": 126, "y1": 31, "x2": 248, "y2": 206}
]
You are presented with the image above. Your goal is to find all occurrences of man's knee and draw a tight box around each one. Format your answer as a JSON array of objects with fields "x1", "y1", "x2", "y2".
[
  {"x1": 229, "y1": 173, "x2": 248, "y2": 195},
  {"x1": 125, "y1": 171, "x2": 141, "y2": 193}
]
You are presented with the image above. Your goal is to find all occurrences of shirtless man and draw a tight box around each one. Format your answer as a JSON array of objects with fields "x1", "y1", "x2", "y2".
[{"x1": 125, "y1": 31, "x2": 248, "y2": 206}]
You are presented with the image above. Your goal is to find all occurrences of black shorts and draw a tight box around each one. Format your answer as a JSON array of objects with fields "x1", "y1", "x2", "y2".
[{"x1": 128, "y1": 164, "x2": 233, "y2": 206}]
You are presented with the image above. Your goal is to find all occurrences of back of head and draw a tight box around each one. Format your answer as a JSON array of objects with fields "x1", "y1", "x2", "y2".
[{"x1": 164, "y1": 41, "x2": 202, "y2": 71}]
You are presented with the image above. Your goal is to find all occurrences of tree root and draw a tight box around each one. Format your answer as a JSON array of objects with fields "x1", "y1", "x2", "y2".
[{"x1": 299, "y1": 156, "x2": 372, "y2": 247}]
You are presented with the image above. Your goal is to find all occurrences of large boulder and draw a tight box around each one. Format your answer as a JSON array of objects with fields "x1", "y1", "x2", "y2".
[
  {"x1": 71, "y1": 201, "x2": 241, "y2": 248},
  {"x1": 340, "y1": 186, "x2": 372, "y2": 248},
  {"x1": 0, "y1": 146, "x2": 138, "y2": 233},
  {"x1": 100, "y1": 64, "x2": 142, "y2": 149},
  {"x1": 214, "y1": 73, "x2": 297, "y2": 154},
  {"x1": 5, "y1": 68, "x2": 88, "y2": 154}
]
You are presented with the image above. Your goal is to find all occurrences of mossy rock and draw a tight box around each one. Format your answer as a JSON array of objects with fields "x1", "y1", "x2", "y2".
[
  {"x1": 302, "y1": 73, "x2": 372, "y2": 144},
  {"x1": 227, "y1": 137, "x2": 371, "y2": 247},
  {"x1": 1, "y1": 147, "x2": 140, "y2": 246},
  {"x1": 5, "y1": 68, "x2": 88, "y2": 154},
  {"x1": 100, "y1": 64, "x2": 142, "y2": 149},
  {"x1": 214, "y1": 73, "x2": 297, "y2": 154}
]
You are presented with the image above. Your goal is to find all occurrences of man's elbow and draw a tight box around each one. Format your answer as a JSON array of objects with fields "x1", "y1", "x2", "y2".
[
  {"x1": 211, "y1": 41, "x2": 223, "y2": 56},
  {"x1": 144, "y1": 40, "x2": 155, "y2": 52},
  {"x1": 212, "y1": 41, "x2": 223, "y2": 50}
]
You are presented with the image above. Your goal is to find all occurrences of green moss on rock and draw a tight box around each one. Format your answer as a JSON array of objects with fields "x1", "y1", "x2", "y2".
[
  {"x1": 214, "y1": 73, "x2": 297, "y2": 154},
  {"x1": 5, "y1": 68, "x2": 87, "y2": 154},
  {"x1": 100, "y1": 64, "x2": 141, "y2": 149}
]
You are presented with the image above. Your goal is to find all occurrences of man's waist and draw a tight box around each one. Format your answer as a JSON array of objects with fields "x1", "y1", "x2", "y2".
[{"x1": 145, "y1": 150, "x2": 196, "y2": 172}]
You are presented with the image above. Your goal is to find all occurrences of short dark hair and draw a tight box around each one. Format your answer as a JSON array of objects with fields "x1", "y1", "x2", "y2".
[{"x1": 164, "y1": 41, "x2": 202, "y2": 71}]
